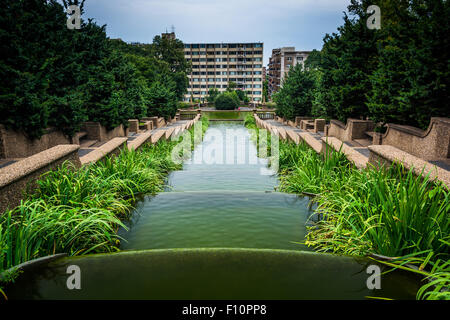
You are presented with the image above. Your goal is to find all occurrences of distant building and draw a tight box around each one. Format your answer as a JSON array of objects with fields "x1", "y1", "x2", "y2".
[
  {"x1": 268, "y1": 47, "x2": 311, "y2": 97},
  {"x1": 183, "y1": 42, "x2": 264, "y2": 103}
]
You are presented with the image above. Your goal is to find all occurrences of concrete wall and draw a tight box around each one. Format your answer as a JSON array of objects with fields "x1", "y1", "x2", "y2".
[
  {"x1": 295, "y1": 117, "x2": 313, "y2": 128},
  {"x1": 378, "y1": 118, "x2": 450, "y2": 160},
  {"x1": 327, "y1": 119, "x2": 374, "y2": 142},
  {"x1": 0, "y1": 145, "x2": 81, "y2": 214},
  {"x1": 82, "y1": 122, "x2": 127, "y2": 142},
  {"x1": 0, "y1": 125, "x2": 71, "y2": 159}
]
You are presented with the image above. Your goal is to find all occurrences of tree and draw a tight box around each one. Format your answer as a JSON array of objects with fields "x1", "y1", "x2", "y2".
[
  {"x1": 263, "y1": 79, "x2": 269, "y2": 103},
  {"x1": 145, "y1": 81, "x2": 177, "y2": 119},
  {"x1": 367, "y1": 0, "x2": 450, "y2": 128},
  {"x1": 273, "y1": 64, "x2": 317, "y2": 120},
  {"x1": 235, "y1": 89, "x2": 249, "y2": 104},
  {"x1": 151, "y1": 35, "x2": 191, "y2": 101},
  {"x1": 227, "y1": 81, "x2": 237, "y2": 91},
  {"x1": 214, "y1": 92, "x2": 240, "y2": 110},
  {"x1": 206, "y1": 88, "x2": 220, "y2": 104}
]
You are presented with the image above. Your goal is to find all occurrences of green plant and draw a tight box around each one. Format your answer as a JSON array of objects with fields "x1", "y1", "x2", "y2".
[
  {"x1": 245, "y1": 117, "x2": 450, "y2": 299},
  {"x1": 0, "y1": 138, "x2": 188, "y2": 275},
  {"x1": 214, "y1": 92, "x2": 240, "y2": 110}
]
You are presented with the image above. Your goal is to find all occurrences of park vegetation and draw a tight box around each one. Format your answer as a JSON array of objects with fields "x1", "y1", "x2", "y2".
[
  {"x1": 209, "y1": 82, "x2": 250, "y2": 110},
  {"x1": 244, "y1": 114, "x2": 449, "y2": 300},
  {"x1": 0, "y1": 0, "x2": 190, "y2": 139},
  {"x1": 0, "y1": 116, "x2": 209, "y2": 298},
  {"x1": 273, "y1": 0, "x2": 449, "y2": 129}
]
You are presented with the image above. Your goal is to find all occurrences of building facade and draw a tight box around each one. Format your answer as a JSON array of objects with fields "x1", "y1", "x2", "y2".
[
  {"x1": 267, "y1": 47, "x2": 311, "y2": 97},
  {"x1": 183, "y1": 42, "x2": 264, "y2": 103}
]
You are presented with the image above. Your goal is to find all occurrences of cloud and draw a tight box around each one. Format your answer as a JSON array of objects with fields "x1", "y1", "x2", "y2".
[{"x1": 82, "y1": 0, "x2": 350, "y2": 64}]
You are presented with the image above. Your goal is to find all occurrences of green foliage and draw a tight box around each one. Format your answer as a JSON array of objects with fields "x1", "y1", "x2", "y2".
[
  {"x1": 0, "y1": 139, "x2": 183, "y2": 274},
  {"x1": 274, "y1": 0, "x2": 449, "y2": 128},
  {"x1": 0, "y1": 1, "x2": 190, "y2": 138},
  {"x1": 235, "y1": 89, "x2": 250, "y2": 104},
  {"x1": 214, "y1": 91, "x2": 240, "y2": 110},
  {"x1": 263, "y1": 79, "x2": 269, "y2": 103},
  {"x1": 273, "y1": 64, "x2": 319, "y2": 120},
  {"x1": 226, "y1": 81, "x2": 237, "y2": 91},
  {"x1": 247, "y1": 122, "x2": 450, "y2": 299},
  {"x1": 206, "y1": 88, "x2": 220, "y2": 104},
  {"x1": 367, "y1": 0, "x2": 450, "y2": 128},
  {"x1": 145, "y1": 81, "x2": 177, "y2": 119}
]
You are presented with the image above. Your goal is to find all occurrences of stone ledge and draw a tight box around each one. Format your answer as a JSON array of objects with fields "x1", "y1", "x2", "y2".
[
  {"x1": 368, "y1": 145, "x2": 450, "y2": 189},
  {"x1": 286, "y1": 129, "x2": 300, "y2": 144},
  {"x1": 0, "y1": 145, "x2": 81, "y2": 214},
  {"x1": 299, "y1": 132, "x2": 323, "y2": 154},
  {"x1": 127, "y1": 131, "x2": 153, "y2": 151},
  {"x1": 80, "y1": 137, "x2": 127, "y2": 165},
  {"x1": 0, "y1": 145, "x2": 80, "y2": 188},
  {"x1": 321, "y1": 137, "x2": 368, "y2": 169}
]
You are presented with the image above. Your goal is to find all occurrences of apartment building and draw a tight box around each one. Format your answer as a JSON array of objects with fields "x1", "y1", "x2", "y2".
[
  {"x1": 268, "y1": 47, "x2": 311, "y2": 97},
  {"x1": 183, "y1": 42, "x2": 264, "y2": 103}
]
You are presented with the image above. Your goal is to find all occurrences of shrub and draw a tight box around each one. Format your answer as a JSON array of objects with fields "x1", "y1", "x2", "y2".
[{"x1": 214, "y1": 92, "x2": 240, "y2": 110}]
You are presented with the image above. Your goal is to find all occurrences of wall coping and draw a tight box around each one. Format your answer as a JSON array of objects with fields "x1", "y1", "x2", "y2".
[
  {"x1": 330, "y1": 119, "x2": 346, "y2": 129},
  {"x1": 80, "y1": 137, "x2": 127, "y2": 165},
  {"x1": 368, "y1": 145, "x2": 450, "y2": 188},
  {"x1": 0, "y1": 145, "x2": 80, "y2": 189},
  {"x1": 383, "y1": 117, "x2": 450, "y2": 139},
  {"x1": 321, "y1": 137, "x2": 368, "y2": 169}
]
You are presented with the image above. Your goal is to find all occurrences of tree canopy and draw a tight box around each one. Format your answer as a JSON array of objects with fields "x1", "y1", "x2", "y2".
[
  {"x1": 273, "y1": 0, "x2": 449, "y2": 129},
  {"x1": 0, "y1": 0, "x2": 190, "y2": 138}
]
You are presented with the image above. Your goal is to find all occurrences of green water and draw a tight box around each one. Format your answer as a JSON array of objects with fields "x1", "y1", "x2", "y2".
[
  {"x1": 4, "y1": 249, "x2": 420, "y2": 300},
  {"x1": 119, "y1": 121, "x2": 313, "y2": 251},
  {"x1": 203, "y1": 111, "x2": 252, "y2": 120},
  {"x1": 5, "y1": 121, "x2": 422, "y2": 300}
]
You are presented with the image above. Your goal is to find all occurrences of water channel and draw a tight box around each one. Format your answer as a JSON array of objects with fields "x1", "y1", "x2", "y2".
[{"x1": 5, "y1": 120, "x2": 421, "y2": 300}]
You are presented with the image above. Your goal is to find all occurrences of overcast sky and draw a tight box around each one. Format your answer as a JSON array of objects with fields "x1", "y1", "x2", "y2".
[{"x1": 81, "y1": 0, "x2": 350, "y2": 65}]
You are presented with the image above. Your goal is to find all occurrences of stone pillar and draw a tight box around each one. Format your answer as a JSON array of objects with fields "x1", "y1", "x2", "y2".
[
  {"x1": 128, "y1": 119, "x2": 139, "y2": 133},
  {"x1": 324, "y1": 124, "x2": 330, "y2": 137},
  {"x1": 372, "y1": 132, "x2": 382, "y2": 145},
  {"x1": 314, "y1": 119, "x2": 326, "y2": 133}
]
